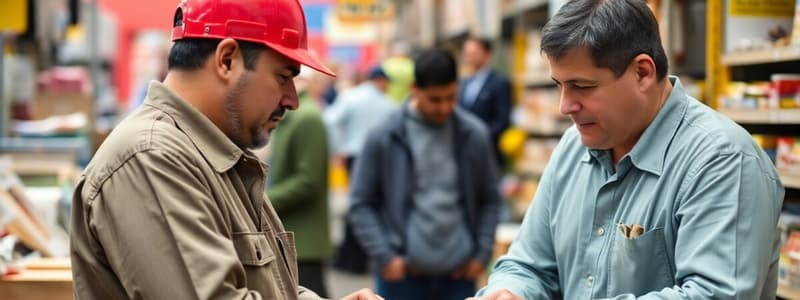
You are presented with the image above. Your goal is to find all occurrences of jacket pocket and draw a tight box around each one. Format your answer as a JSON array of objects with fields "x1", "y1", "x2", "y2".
[
  {"x1": 276, "y1": 231, "x2": 299, "y2": 285},
  {"x1": 232, "y1": 231, "x2": 279, "y2": 299},
  {"x1": 607, "y1": 227, "x2": 675, "y2": 296},
  {"x1": 233, "y1": 232, "x2": 276, "y2": 265}
]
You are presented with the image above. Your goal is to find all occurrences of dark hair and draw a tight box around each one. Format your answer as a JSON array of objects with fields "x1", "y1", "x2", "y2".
[
  {"x1": 541, "y1": 0, "x2": 668, "y2": 80},
  {"x1": 413, "y1": 49, "x2": 457, "y2": 88},
  {"x1": 167, "y1": 38, "x2": 266, "y2": 71},
  {"x1": 467, "y1": 36, "x2": 493, "y2": 53}
]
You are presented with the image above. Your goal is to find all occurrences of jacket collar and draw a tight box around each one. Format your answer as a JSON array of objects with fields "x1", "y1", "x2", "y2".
[
  {"x1": 143, "y1": 81, "x2": 245, "y2": 173},
  {"x1": 389, "y1": 101, "x2": 473, "y2": 144}
]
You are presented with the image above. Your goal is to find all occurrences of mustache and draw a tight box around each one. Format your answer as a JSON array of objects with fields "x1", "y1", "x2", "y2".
[{"x1": 270, "y1": 106, "x2": 288, "y2": 119}]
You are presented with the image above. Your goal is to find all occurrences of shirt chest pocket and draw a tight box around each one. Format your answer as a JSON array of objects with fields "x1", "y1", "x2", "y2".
[
  {"x1": 607, "y1": 227, "x2": 676, "y2": 296},
  {"x1": 232, "y1": 232, "x2": 280, "y2": 299}
]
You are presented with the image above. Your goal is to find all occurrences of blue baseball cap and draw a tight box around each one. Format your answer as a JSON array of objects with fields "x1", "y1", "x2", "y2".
[{"x1": 366, "y1": 66, "x2": 389, "y2": 80}]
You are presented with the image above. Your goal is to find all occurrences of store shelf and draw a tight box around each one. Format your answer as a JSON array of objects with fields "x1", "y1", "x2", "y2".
[
  {"x1": 779, "y1": 169, "x2": 800, "y2": 190},
  {"x1": 523, "y1": 126, "x2": 569, "y2": 138},
  {"x1": 721, "y1": 47, "x2": 800, "y2": 67},
  {"x1": 502, "y1": 0, "x2": 547, "y2": 19},
  {"x1": 526, "y1": 130, "x2": 564, "y2": 139},
  {"x1": 518, "y1": 162, "x2": 547, "y2": 178},
  {"x1": 778, "y1": 284, "x2": 800, "y2": 300},
  {"x1": 443, "y1": 24, "x2": 469, "y2": 40},
  {"x1": 718, "y1": 109, "x2": 800, "y2": 125},
  {"x1": 517, "y1": 72, "x2": 555, "y2": 87}
]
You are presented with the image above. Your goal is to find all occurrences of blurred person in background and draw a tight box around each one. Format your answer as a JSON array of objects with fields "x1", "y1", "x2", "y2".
[
  {"x1": 472, "y1": 0, "x2": 784, "y2": 299},
  {"x1": 348, "y1": 49, "x2": 501, "y2": 300},
  {"x1": 324, "y1": 66, "x2": 396, "y2": 173},
  {"x1": 266, "y1": 67, "x2": 332, "y2": 297},
  {"x1": 322, "y1": 62, "x2": 341, "y2": 106},
  {"x1": 324, "y1": 65, "x2": 396, "y2": 274},
  {"x1": 459, "y1": 36, "x2": 512, "y2": 169},
  {"x1": 70, "y1": 0, "x2": 381, "y2": 299},
  {"x1": 382, "y1": 40, "x2": 415, "y2": 104}
]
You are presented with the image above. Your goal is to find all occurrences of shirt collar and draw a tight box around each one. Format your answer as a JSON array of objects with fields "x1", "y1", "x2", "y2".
[
  {"x1": 627, "y1": 76, "x2": 688, "y2": 175},
  {"x1": 144, "y1": 81, "x2": 245, "y2": 173},
  {"x1": 472, "y1": 66, "x2": 492, "y2": 82},
  {"x1": 579, "y1": 76, "x2": 688, "y2": 176}
]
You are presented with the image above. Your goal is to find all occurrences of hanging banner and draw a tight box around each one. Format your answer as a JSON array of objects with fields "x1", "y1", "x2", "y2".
[
  {"x1": 335, "y1": 0, "x2": 395, "y2": 22},
  {"x1": 724, "y1": 0, "x2": 796, "y2": 52},
  {"x1": 729, "y1": 0, "x2": 795, "y2": 18},
  {"x1": 0, "y1": 0, "x2": 27, "y2": 32}
]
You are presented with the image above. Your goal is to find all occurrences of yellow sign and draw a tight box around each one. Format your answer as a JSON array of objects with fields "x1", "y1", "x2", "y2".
[
  {"x1": 0, "y1": 0, "x2": 27, "y2": 32},
  {"x1": 729, "y1": 0, "x2": 796, "y2": 18},
  {"x1": 336, "y1": 0, "x2": 395, "y2": 22}
]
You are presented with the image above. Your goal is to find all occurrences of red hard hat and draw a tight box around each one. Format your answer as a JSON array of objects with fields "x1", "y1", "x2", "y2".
[{"x1": 172, "y1": 0, "x2": 335, "y2": 77}]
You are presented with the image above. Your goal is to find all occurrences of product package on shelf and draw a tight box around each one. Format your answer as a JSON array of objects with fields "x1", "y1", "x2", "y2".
[
  {"x1": 779, "y1": 211, "x2": 800, "y2": 289},
  {"x1": 721, "y1": 74, "x2": 800, "y2": 111},
  {"x1": 792, "y1": 0, "x2": 800, "y2": 46},
  {"x1": 753, "y1": 134, "x2": 778, "y2": 163},
  {"x1": 513, "y1": 88, "x2": 570, "y2": 135},
  {"x1": 771, "y1": 74, "x2": 800, "y2": 109},
  {"x1": 777, "y1": 137, "x2": 800, "y2": 174},
  {"x1": 721, "y1": 81, "x2": 771, "y2": 110}
]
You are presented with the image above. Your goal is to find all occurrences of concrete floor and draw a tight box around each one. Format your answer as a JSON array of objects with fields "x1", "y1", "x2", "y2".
[
  {"x1": 325, "y1": 268, "x2": 374, "y2": 298},
  {"x1": 324, "y1": 188, "x2": 375, "y2": 298}
]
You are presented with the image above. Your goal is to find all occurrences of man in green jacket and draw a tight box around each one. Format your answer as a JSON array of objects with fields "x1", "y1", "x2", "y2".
[{"x1": 267, "y1": 69, "x2": 332, "y2": 297}]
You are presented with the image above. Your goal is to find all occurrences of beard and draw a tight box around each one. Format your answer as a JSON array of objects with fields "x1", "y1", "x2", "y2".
[{"x1": 223, "y1": 74, "x2": 288, "y2": 149}]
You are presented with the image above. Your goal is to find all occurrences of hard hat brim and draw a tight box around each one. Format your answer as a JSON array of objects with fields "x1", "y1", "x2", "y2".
[{"x1": 267, "y1": 42, "x2": 335, "y2": 77}]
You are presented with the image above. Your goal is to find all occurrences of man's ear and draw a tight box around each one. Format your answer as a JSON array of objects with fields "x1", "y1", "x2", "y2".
[
  {"x1": 214, "y1": 38, "x2": 240, "y2": 81},
  {"x1": 632, "y1": 53, "x2": 657, "y2": 91}
]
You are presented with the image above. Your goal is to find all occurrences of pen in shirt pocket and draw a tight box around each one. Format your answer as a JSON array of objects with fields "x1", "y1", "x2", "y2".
[{"x1": 617, "y1": 223, "x2": 645, "y2": 239}]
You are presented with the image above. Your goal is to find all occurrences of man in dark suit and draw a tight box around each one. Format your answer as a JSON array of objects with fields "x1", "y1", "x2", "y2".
[{"x1": 459, "y1": 37, "x2": 512, "y2": 168}]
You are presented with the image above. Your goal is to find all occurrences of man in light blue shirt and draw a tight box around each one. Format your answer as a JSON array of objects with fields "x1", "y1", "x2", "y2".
[
  {"x1": 323, "y1": 66, "x2": 396, "y2": 166},
  {"x1": 472, "y1": 0, "x2": 785, "y2": 299},
  {"x1": 325, "y1": 66, "x2": 396, "y2": 274}
]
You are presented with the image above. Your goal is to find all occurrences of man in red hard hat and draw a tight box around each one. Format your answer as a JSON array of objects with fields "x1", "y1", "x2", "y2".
[{"x1": 70, "y1": 0, "x2": 381, "y2": 299}]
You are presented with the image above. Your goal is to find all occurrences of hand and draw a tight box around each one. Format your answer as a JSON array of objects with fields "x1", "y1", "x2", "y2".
[
  {"x1": 340, "y1": 288, "x2": 385, "y2": 300},
  {"x1": 332, "y1": 155, "x2": 348, "y2": 168},
  {"x1": 381, "y1": 256, "x2": 405, "y2": 282},
  {"x1": 452, "y1": 259, "x2": 485, "y2": 280},
  {"x1": 466, "y1": 289, "x2": 524, "y2": 300}
]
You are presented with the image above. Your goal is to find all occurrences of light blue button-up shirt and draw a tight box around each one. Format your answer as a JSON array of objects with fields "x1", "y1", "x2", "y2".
[
  {"x1": 462, "y1": 66, "x2": 491, "y2": 108},
  {"x1": 323, "y1": 82, "x2": 396, "y2": 157},
  {"x1": 478, "y1": 77, "x2": 785, "y2": 299}
]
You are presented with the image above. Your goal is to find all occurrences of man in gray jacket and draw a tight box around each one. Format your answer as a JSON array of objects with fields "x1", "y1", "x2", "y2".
[{"x1": 348, "y1": 49, "x2": 502, "y2": 300}]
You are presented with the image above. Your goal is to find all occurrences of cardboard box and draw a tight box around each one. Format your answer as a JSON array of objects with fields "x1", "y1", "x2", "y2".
[{"x1": 32, "y1": 92, "x2": 92, "y2": 121}]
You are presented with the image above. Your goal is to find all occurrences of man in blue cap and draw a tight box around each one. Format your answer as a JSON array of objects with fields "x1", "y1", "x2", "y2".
[
  {"x1": 324, "y1": 65, "x2": 396, "y2": 174},
  {"x1": 325, "y1": 66, "x2": 397, "y2": 274}
]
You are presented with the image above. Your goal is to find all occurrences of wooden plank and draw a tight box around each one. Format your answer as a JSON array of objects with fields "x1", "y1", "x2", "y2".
[
  {"x1": 0, "y1": 190, "x2": 53, "y2": 257},
  {"x1": 517, "y1": 72, "x2": 555, "y2": 87},
  {"x1": 778, "y1": 284, "x2": 800, "y2": 300},
  {"x1": 0, "y1": 269, "x2": 72, "y2": 300},
  {"x1": 1, "y1": 270, "x2": 72, "y2": 282},
  {"x1": 501, "y1": 0, "x2": 548, "y2": 19},
  {"x1": 24, "y1": 258, "x2": 71, "y2": 271},
  {"x1": 722, "y1": 47, "x2": 800, "y2": 67},
  {"x1": 779, "y1": 169, "x2": 800, "y2": 190},
  {"x1": 719, "y1": 109, "x2": 800, "y2": 125}
]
